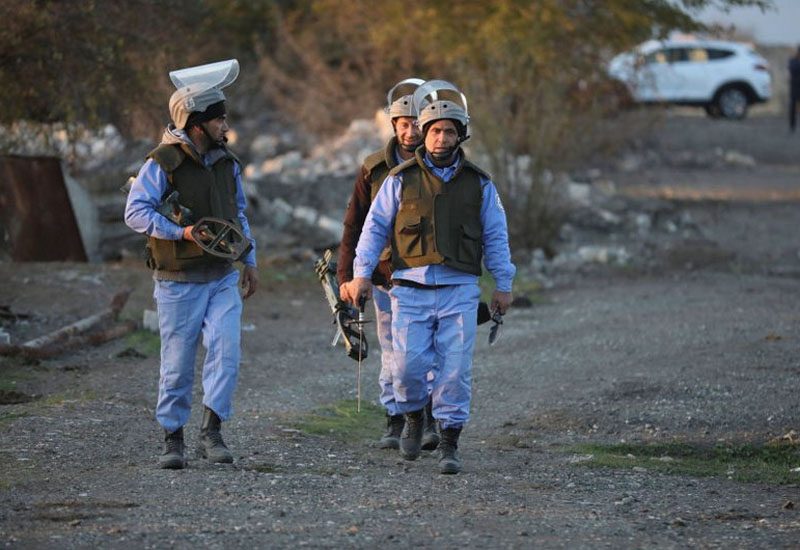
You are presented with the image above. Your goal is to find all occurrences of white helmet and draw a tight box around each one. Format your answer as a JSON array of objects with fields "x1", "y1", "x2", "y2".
[
  {"x1": 168, "y1": 59, "x2": 239, "y2": 129},
  {"x1": 412, "y1": 79, "x2": 469, "y2": 139},
  {"x1": 385, "y1": 78, "x2": 425, "y2": 119}
]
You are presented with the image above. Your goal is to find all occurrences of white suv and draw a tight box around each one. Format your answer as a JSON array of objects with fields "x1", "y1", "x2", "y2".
[{"x1": 608, "y1": 39, "x2": 771, "y2": 119}]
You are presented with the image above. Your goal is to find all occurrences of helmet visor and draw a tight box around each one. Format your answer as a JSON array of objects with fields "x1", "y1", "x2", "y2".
[
  {"x1": 385, "y1": 78, "x2": 425, "y2": 112},
  {"x1": 412, "y1": 79, "x2": 468, "y2": 117},
  {"x1": 169, "y1": 59, "x2": 239, "y2": 91}
]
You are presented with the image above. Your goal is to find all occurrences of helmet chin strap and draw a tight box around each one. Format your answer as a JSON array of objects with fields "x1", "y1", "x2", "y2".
[
  {"x1": 431, "y1": 148, "x2": 456, "y2": 160},
  {"x1": 428, "y1": 144, "x2": 461, "y2": 166},
  {"x1": 399, "y1": 141, "x2": 420, "y2": 153}
]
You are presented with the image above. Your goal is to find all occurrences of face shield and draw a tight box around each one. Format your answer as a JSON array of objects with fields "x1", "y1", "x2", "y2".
[{"x1": 168, "y1": 59, "x2": 240, "y2": 130}]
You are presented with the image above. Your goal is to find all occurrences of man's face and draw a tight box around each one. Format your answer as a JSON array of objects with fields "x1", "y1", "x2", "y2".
[
  {"x1": 203, "y1": 115, "x2": 230, "y2": 143},
  {"x1": 424, "y1": 119, "x2": 458, "y2": 159},
  {"x1": 393, "y1": 116, "x2": 422, "y2": 150}
]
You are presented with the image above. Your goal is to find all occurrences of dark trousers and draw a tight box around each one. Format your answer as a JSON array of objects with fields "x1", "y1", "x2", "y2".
[{"x1": 791, "y1": 86, "x2": 800, "y2": 131}]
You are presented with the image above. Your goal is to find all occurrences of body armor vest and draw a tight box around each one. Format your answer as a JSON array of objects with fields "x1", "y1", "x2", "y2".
[
  {"x1": 364, "y1": 136, "x2": 400, "y2": 201},
  {"x1": 145, "y1": 143, "x2": 241, "y2": 272},
  {"x1": 389, "y1": 147, "x2": 487, "y2": 275},
  {"x1": 363, "y1": 137, "x2": 401, "y2": 264}
]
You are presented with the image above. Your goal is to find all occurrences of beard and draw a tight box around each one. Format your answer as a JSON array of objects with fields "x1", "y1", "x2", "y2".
[{"x1": 199, "y1": 123, "x2": 227, "y2": 148}]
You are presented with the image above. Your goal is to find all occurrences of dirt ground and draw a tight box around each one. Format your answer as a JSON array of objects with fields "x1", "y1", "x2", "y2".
[{"x1": 1, "y1": 112, "x2": 800, "y2": 549}]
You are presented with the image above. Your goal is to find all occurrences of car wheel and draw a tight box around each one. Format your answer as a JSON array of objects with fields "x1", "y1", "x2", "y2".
[
  {"x1": 715, "y1": 87, "x2": 748, "y2": 119},
  {"x1": 704, "y1": 104, "x2": 722, "y2": 119}
]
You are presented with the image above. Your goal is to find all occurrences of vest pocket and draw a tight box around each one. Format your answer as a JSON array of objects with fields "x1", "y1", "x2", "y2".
[
  {"x1": 145, "y1": 242, "x2": 157, "y2": 270},
  {"x1": 457, "y1": 223, "x2": 482, "y2": 265},
  {"x1": 396, "y1": 215, "x2": 424, "y2": 258}
]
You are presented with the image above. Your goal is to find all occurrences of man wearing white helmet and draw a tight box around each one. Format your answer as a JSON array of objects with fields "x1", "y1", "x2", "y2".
[
  {"x1": 348, "y1": 80, "x2": 515, "y2": 474},
  {"x1": 337, "y1": 78, "x2": 440, "y2": 451},
  {"x1": 124, "y1": 60, "x2": 258, "y2": 469}
]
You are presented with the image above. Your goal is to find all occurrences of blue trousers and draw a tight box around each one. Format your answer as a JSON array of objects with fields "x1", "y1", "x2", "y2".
[
  {"x1": 153, "y1": 270, "x2": 242, "y2": 432},
  {"x1": 389, "y1": 283, "x2": 480, "y2": 429},
  {"x1": 376, "y1": 284, "x2": 436, "y2": 416},
  {"x1": 373, "y1": 285, "x2": 400, "y2": 415}
]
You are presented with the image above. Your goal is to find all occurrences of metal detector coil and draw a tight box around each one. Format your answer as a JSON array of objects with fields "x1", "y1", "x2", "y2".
[
  {"x1": 191, "y1": 217, "x2": 252, "y2": 262},
  {"x1": 314, "y1": 249, "x2": 369, "y2": 361}
]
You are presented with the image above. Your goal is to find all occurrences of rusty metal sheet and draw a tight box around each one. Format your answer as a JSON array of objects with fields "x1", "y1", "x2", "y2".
[{"x1": 0, "y1": 155, "x2": 87, "y2": 262}]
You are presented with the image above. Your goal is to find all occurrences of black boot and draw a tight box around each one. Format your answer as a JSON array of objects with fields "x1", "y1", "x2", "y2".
[
  {"x1": 197, "y1": 407, "x2": 233, "y2": 464},
  {"x1": 379, "y1": 414, "x2": 405, "y2": 449},
  {"x1": 400, "y1": 409, "x2": 425, "y2": 461},
  {"x1": 438, "y1": 425, "x2": 463, "y2": 474},
  {"x1": 159, "y1": 427, "x2": 186, "y2": 470},
  {"x1": 421, "y1": 401, "x2": 440, "y2": 451}
]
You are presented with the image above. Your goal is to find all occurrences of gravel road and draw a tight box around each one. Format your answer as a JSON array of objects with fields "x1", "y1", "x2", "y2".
[{"x1": 1, "y1": 114, "x2": 799, "y2": 549}]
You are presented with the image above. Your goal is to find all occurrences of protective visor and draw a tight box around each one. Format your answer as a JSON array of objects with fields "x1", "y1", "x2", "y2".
[
  {"x1": 411, "y1": 79, "x2": 469, "y2": 118},
  {"x1": 170, "y1": 59, "x2": 240, "y2": 91},
  {"x1": 385, "y1": 78, "x2": 425, "y2": 113}
]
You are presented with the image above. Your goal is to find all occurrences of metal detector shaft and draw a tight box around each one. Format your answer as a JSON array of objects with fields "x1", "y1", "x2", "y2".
[{"x1": 357, "y1": 296, "x2": 366, "y2": 413}]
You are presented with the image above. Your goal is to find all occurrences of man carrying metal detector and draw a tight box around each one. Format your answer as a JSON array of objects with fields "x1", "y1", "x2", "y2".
[
  {"x1": 348, "y1": 80, "x2": 515, "y2": 474},
  {"x1": 336, "y1": 78, "x2": 441, "y2": 451},
  {"x1": 125, "y1": 59, "x2": 258, "y2": 469}
]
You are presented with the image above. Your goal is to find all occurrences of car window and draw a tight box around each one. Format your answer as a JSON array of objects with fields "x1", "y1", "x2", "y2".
[
  {"x1": 688, "y1": 48, "x2": 708, "y2": 62},
  {"x1": 667, "y1": 48, "x2": 689, "y2": 63},
  {"x1": 644, "y1": 50, "x2": 668, "y2": 64},
  {"x1": 707, "y1": 48, "x2": 734, "y2": 60}
]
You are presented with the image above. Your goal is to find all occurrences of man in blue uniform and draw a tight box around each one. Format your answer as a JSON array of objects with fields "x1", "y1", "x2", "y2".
[
  {"x1": 346, "y1": 80, "x2": 515, "y2": 474},
  {"x1": 338, "y1": 78, "x2": 441, "y2": 451},
  {"x1": 125, "y1": 60, "x2": 258, "y2": 469}
]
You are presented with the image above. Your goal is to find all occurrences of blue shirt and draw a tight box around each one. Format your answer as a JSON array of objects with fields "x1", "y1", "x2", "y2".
[
  {"x1": 124, "y1": 149, "x2": 257, "y2": 268},
  {"x1": 354, "y1": 153, "x2": 515, "y2": 292}
]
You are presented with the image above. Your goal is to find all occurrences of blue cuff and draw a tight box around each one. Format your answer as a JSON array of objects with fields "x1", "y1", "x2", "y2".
[{"x1": 495, "y1": 280, "x2": 513, "y2": 293}]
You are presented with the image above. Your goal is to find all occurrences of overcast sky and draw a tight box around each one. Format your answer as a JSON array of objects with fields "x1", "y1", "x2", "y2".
[{"x1": 697, "y1": 0, "x2": 799, "y2": 45}]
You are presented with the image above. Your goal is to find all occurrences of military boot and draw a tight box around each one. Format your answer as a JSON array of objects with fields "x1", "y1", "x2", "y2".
[
  {"x1": 438, "y1": 425, "x2": 463, "y2": 474},
  {"x1": 159, "y1": 427, "x2": 186, "y2": 470},
  {"x1": 421, "y1": 401, "x2": 440, "y2": 451},
  {"x1": 379, "y1": 414, "x2": 405, "y2": 449},
  {"x1": 399, "y1": 409, "x2": 425, "y2": 461},
  {"x1": 197, "y1": 407, "x2": 233, "y2": 464}
]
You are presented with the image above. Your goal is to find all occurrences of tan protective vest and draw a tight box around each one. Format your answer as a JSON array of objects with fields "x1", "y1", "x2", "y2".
[
  {"x1": 363, "y1": 137, "x2": 401, "y2": 263},
  {"x1": 364, "y1": 136, "x2": 400, "y2": 201},
  {"x1": 145, "y1": 143, "x2": 241, "y2": 272},
  {"x1": 389, "y1": 148, "x2": 487, "y2": 275}
]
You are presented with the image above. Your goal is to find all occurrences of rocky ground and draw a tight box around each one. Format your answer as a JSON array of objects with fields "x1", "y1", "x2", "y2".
[{"x1": 1, "y1": 112, "x2": 799, "y2": 549}]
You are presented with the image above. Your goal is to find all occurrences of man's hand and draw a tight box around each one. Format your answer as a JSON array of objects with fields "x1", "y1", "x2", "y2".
[
  {"x1": 491, "y1": 290, "x2": 512, "y2": 315},
  {"x1": 182, "y1": 225, "x2": 195, "y2": 242},
  {"x1": 181, "y1": 225, "x2": 211, "y2": 243},
  {"x1": 241, "y1": 265, "x2": 258, "y2": 300},
  {"x1": 348, "y1": 277, "x2": 373, "y2": 307},
  {"x1": 339, "y1": 281, "x2": 356, "y2": 304}
]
